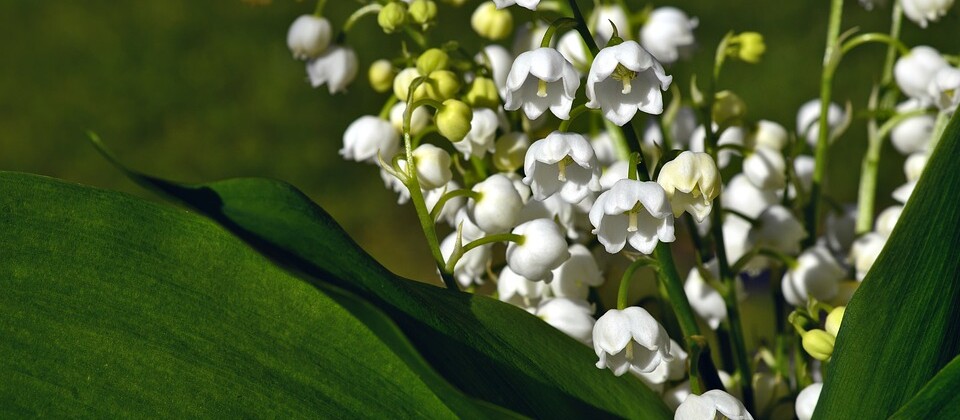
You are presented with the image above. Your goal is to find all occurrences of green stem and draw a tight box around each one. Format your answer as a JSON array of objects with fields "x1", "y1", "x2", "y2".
[
  {"x1": 313, "y1": 0, "x2": 327, "y2": 17},
  {"x1": 558, "y1": 104, "x2": 590, "y2": 132},
  {"x1": 429, "y1": 189, "x2": 480, "y2": 222},
  {"x1": 731, "y1": 247, "x2": 798, "y2": 274},
  {"x1": 652, "y1": 244, "x2": 702, "y2": 350},
  {"x1": 882, "y1": 1, "x2": 904, "y2": 86},
  {"x1": 840, "y1": 33, "x2": 910, "y2": 57},
  {"x1": 445, "y1": 233, "x2": 524, "y2": 273},
  {"x1": 617, "y1": 257, "x2": 658, "y2": 309},
  {"x1": 540, "y1": 17, "x2": 577, "y2": 48},
  {"x1": 567, "y1": 0, "x2": 600, "y2": 56},
  {"x1": 804, "y1": 0, "x2": 845, "y2": 249},
  {"x1": 627, "y1": 152, "x2": 640, "y2": 181},
  {"x1": 378, "y1": 95, "x2": 399, "y2": 120},
  {"x1": 342, "y1": 3, "x2": 382, "y2": 34}
]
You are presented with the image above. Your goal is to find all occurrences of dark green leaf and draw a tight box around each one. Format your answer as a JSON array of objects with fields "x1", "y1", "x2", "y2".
[
  {"x1": 0, "y1": 172, "x2": 513, "y2": 418},
  {"x1": 890, "y1": 355, "x2": 960, "y2": 419},
  {"x1": 814, "y1": 111, "x2": 960, "y2": 418},
  {"x1": 92, "y1": 138, "x2": 673, "y2": 419}
]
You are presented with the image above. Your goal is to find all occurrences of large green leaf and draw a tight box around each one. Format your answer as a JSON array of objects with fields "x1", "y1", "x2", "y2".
[
  {"x1": 890, "y1": 355, "x2": 960, "y2": 419},
  {"x1": 814, "y1": 111, "x2": 960, "y2": 418},
  {"x1": 0, "y1": 172, "x2": 512, "y2": 418},
  {"x1": 92, "y1": 140, "x2": 673, "y2": 418}
]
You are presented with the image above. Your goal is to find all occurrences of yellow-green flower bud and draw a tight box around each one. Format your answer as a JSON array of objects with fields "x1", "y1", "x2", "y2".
[
  {"x1": 733, "y1": 32, "x2": 766, "y2": 64},
  {"x1": 378, "y1": 2, "x2": 407, "y2": 34},
  {"x1": 441, "y1": 0, "x2": 467, "y2": 5},
  {"x1": 712, "y1": 90, "x2": 747, "y2": 129},
  {"x1": 826, "y1": 306, "x2": 846, "y2": 337},
  {"x1": 422, "y1": 70, "x2": 461, "y2": 101},
  {"x1": 393, "y1": 67, "x2": 421, "y2": 101},
  {"x1": 408, "y1": 0, "x2": 437, "y2": 28},
  {"x1": 471, "y1": 1, "x2": 513, "y2": 41},
  {"x1": 368, "y1": 59, "x2": 396, "y2": 93},
  {"x1": 465, "y1": 77, "x2": 500, "y2": 109},
  {"x1": 417, "y1": 48, "x2": 450, "y2": 75},
  {"x1": 436, "y1": 99, "x2": 473, "y2": 142},
  {"x1": 493, "y1": 132, "x2": 529, "y2": 172},
  {"x1": 802, "y1": 329, "x2": 836, "y2": 361}
]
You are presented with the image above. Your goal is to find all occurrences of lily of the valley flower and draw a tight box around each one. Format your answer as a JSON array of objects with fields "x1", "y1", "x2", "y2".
[
  {"x1": 589, "y1": 179, "x2": 676, "y2": 254},
  {"x1": 631, "y1": 338, "x2": 688, "y2": 393},
  {"x1": 901, "y1": 0, "x2": 955, "y2": 28},
  {"x1": 469, "y1": 173, "x2": 524, "y2": 233},
  {"x1": 796, "y1": 99, "x2": 845, "y2": 146},
  {"x1": 589, "y1": 4, "x2": 630, "y2": 46},
  {"x1": 890, "y1": 100, "x2": 935, "y2": 154},
  {"x1": 743, "y1": 146, "x2": 787, "y2": 190},
  {"x1": 494, "y1": 132, "x2": 530, "y2": 172},
  {"x1": 306, "y1": 45, "x2": 358, "y2": 94},
  {"x1": 476, "y1": 45, "x2": 513, "y2": 99},
  {"x1": 876, "y1": 205, "x2": 903, "y2": 237},
  {"x1": 722, "y1": 174, "x2": 779, "y2": 219},
  {"x1": 675, "y1": 389, "x2": 753, "y2": 420},
  {"x1": 504, "y1": 48, "x2": 580, "y2": 120},
  {"x1": 850, "y1": 232, "x2": 886, "y2": 281},
  {"x1": 656, "y1": 151, "x2": 721, "y2": 222},
  {"x1": 498, "y1": 265, "x2": 546, "y2": 308},
  {"x1": 523, "y1": 131, "x2": 602, "y2": 203},
  {"x1": 782, "y1": 246, "x2": 846, "y2": 306},
  {"x1": 895, "y1": 46, "x2": 948, "y2": 103},
  {"x1": 929, "y1": 66, "x2": 960, "y2": 112},
  {"x1": 341, "y1": 116, "x2": 400, "y2": 163},
  {"x1": 795, "y1": 383, "x2": 823, "y2": 420},
  {"x1": 389, "y1": 101, "x2": 432, "y2": 136},
  {"x1": 549, "y1": 244, "x2": 605, "y2": 300},
  {"x1": 506, "y1": 218, "x2": 571, "y2": 282},
  {"x1": 749, "y1": 205, "x2": 807, "y2": 256},
  {"x1": 684, "y1": 262, "x2": 726, "y2": 330},
  {"x1": 411, "y1": 144, "x2": 452, "y2": 189},
  {"x1": 536, "y1": 298, "x2": 596, "y2": 344},
  {"x1": 639, "y1": 7, "x2": 698, "y2": 65},
  {"x1": 751, "y1": 119, "x2": 790, "y2": 150},
  {"x1": 492, "y1": 0, "x2": 540, "y2": 10},
  {"x1": 287, "y1": 15, "x2": 332, "y2": 60},
  {"x1": 585, "y1": 41, "x2": 673, "y2": 126},
  {"x1": 454, "y1": 107, "x2": 499, "y2": 158},
  {"x1": 440, "y1": 232, "x2": 492, "y2": 288},
  {"x1": 592, "y1": 307, "x2": 673, "y2": 376},
  {"x1": 424, "y1": 181, "x2": 466, "y2": 227}
]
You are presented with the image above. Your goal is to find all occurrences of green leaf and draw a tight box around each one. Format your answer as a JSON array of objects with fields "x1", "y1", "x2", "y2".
[
  {"x1": 814, "y1": 111, "x2": 960, "y2": 418},
  {"x1": 890, "y1": 355, "x2": 960, "y2": 419},
  {"x1": 91, "y1": 139, "x2": 673, "y2": 418},
  {"x1": 0, "y1": 172, "x2": 514, "y2": 418}
]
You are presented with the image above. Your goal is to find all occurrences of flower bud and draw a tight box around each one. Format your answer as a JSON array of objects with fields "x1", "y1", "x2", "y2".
[
  {"x1": 368, "y1": 59, "x2": 396, "y2": 93},
  {"x1": 640, "y1": 7, "x2": 698, "y2": 65},
  {"x1": 751, "y1": 120, "x2": 789, "y2": 150},
  {"x1": 891, "y1": 100, "x2": 934, "y2": 154},
  {"x1": 340, "y1": 116, "x2": 400, "y2": 163},
  {"x1": 470, "y1": 174, "x2": 524, "y2": 233},
  {"x1": 423, "y1": 70, "x2": 461, "y2": 101},
  {"x1": 436, "y1": 99, "x2": 473, "y2": 142},
  {"x1": 306, "y1": 46, "x2": 359, "y2": 94},
  {"x1": 875, "y1": 205, "x2": 903, "y2": 238},
  {"x1": 465, "y1": 77, "x2": 500, "y2": 109},
  {"x1": 825, "y1": 306, "x2": 845, "y2": 337},
  {"x1": 712, "y1": 90, "x2": 746, "y2": 129},
  {"x1": 392, "y1": 67, "x2": 421, "y2": 101},
  {"x1": 416, "y1": 48, "x2": 450, "y2": 75},
  {"x1": 389, "y1": 101, "x2": 432, "y2": 136},
  {"x1": 657, "y1": 151, "x2": 721, "y2": 222},
  {"x1": 901, "y1": 0, "x2": 954, "y2": 28},
  {"x1": 494, "y1": 132, "x2": 529, "y2": 172},
  {"x1": 442, "y1": 0, "x2": 467, "y2": 5},
  {"x1": 411, "y1": 143, "x2": 453, "y2": 189},
  {"x1": 286, "y1": 15, "x2": 332, "y2": 60},
  {"x1": 895, "y1": 46, "x2": 948, "y2": 104},
  {"x1": 731, "y1": 32, "x2": 766, "y2": 63},
  {"x1": 471, "y1": 2, "x2": 513, "y2": 41},
  {"x1": 904, "y1": 152, "x2": 928, "y2": 182},
  {"x1": 378, "y1": 2, "x2": 408, "y2": 33},
  {"x1": 802, "y1": 329, "x2": 835, "y2": 361},
  {"x1": 408, "y1": 0, "x2": 438, "y2": 29}
]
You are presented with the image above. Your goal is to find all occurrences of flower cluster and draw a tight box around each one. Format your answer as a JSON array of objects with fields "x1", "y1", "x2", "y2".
[{"x1": 287, "y1": 0, "x2": 957, "y2": 417}]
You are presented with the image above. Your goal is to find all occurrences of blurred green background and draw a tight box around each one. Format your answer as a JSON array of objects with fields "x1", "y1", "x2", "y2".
[{"x1": 1, "y1": 0, "x2": 956, "y2": 285}]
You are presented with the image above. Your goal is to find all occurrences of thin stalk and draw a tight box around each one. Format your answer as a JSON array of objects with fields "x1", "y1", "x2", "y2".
[
  {"x1": 617, "y1": 257, "x2": 658, "y2": 309},
  {"x1": 429, "y1": 189, "x2": 480, "y2": 222},
  {"x1": 313, "y1": 0, "x2": 327, "y2": 16},
  {"x1": 840, "y1": 33, "x2": 910, "y2": 57},
  {"x1": 445, "y1": 233, "x2": 525, "y2": 273},
  {"x1": 559, "y1": 104, "x2": 590, "y2": 132},
  {"x1": 882, "y1": 1, "x2": 904, "y2": 85}
]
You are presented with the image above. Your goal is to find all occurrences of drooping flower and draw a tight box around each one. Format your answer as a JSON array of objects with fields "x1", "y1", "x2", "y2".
[
  {"x1": 656, "y1": 151, "x2": 721, "y2": 222},
  {"x1": 688, "y1": 124, "x2": 746, "y2": 168},
  {"x1": 722, "y1": 174, "x2": 779, "y2": 219},
  {"x1": 476, "y1": 45, "x2": 513, "y2": 99},
  {"x1": 894, "y1": 46, "x2": 948, "y2": 103},
  {"x1": 639, "y1": 7, "x2": 698, "y2": 65},
  {"x1": 469, "y1": 173, "x2": 524, "y2": 233},
  {"x1": 440, "y1": 232, "x2": 492, "y2": 288},
  {"x1": 901, "y1": 0, "x2": 955, "y2": 28},
  {"x1": 742, "y1": 146, "x2": 787, "y2": 190},
  {"x1": 389, "y1": 101, "x2": 432, "y2": 136},
  {"x1": 928, "y1": 66, "x2": 960, "y2": 112},
  {"x1": 548, "y1": 244, "x2": 605, "y2": 300},
  {"x1": 796, "y1": 99, "x2": 845, "y2": 147},
  {"x1": 492, "y1": 0, "x2": 540, "y2": 10},
  {"x1": 684, "y1": 262, "x2": 726, "y2": 330},
  {"x1": 424, "y1": 181, "x2": 466, "y2": 227},
  {"x1": 675, "y1": 389, "x2": 754, "y2": 420},
  {"x1": 523, "y1": 131, "x2": 602, "y2": 203},
  {"x1": 504, "y1": 48, "x2": 580, "y2": 120},
  {"x1": 506, "y1": 218, "x2": 571, "y2": 282},
  {"x1": 589, "y1": 179, "x2": 676, "y2": 254},
  {"x1": 782, "y1": 246, "x2": 846, "y2": 306},
  {"x1": 411, "y1": 144, "x2": 452, "y2": 190},
  {"x1": 493, "y1": 132, "x2": 530, "y2": 172},
  {"x1": 536, "y1": 298, "x2": 596, "y2": 344},
  {"x1": 454, "y1": 107, "x2": 500, "y2": 158},
  {"x1": 585, "y1": 41, "x2": 673, "y2": 126},
  {"x1": 875, "y1": 205, "x2": 903, "y2": 237},
  {"x1": 340, "y1": 116, "x2": 400, "y2": 163},
  {"x1": 890, "y1": 100, "x2": 935, "y2": 154},
  {"x1": 795, "y1": 383, "x2": 824, "y2": 420},
  {"x1": 306, "y1": 45, "x2": 359, "y2": 94},
  {"x1": 592, "y1": 307, "x2": 673, "y2": 376},
  {"x1": 850, "y1": 232, "x2": 886, "y2": 281},
  {"x1": 472, "y1": 2, "x2": 514, "y2": 40},
  {"x1": 557, "y1": 30, "x2": 590, "y2": 71},
  {"x1": 589, "y1": 4, "x2": 630, "y2": 46},
  {"x1": 497, "y1": 265, "x2": 546, "y2": 308},
  {"x1": 631, "y1": 338, "x2": 688, "y2": 393},
  {"x1": 749, "y1": 205, "x2": 807, "y2": 256},
  {"x1": 287, "y1": 15, "x2": 332, "y2": 60}
]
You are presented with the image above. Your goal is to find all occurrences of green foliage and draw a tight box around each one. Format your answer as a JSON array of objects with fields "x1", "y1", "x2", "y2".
[
  {"x1": 890, "y1": 355, "x2": 960, "y2": 419},
  {"x1": 813, "y1": 111, "x2": 960, "y2": 418}
]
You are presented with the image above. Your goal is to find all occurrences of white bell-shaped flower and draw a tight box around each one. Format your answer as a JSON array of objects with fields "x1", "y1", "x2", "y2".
[
  {"x1": 795, "y1": 382, "x2": 823, "y2": 420},
  {"x1": 425, "y1": 181, "x2": 466, "y2": 227},
  {"x1": 440, "y1": 232, "x2": 492, "y2": 288},
  {"x1": 585, "y1": 41, "x2": 673, "y2": 126},
  {"x1": 454, "y1": 208, "x2": 486, "y2": 242},
  {"x1": 895, "y1": 46, "x2": 948, "y2": 103},
  {"x1": 498, "y1": 265, "x2": 546, "y2": 308},
  {"x1": 743, "y1": 146, "x2": 787, "y2": 190},
  {"x1": 928, "y1": 66, "x2": 960, "y2": 112},
  {"x1": 796, "y1": 99, "x2": 845, "y2": 147},
  {"x1": 493, "y1": 0, "x2": 540, "y2": 10},
  {"x1": 722, "y1": 174, "x2": 779, "y2": 219},
  {"x1": 905, "y1": 152, "x2": 929, "y2": 182},
  {"x1": 523, "y1": 131, "x2": 602, "y2": 203},
  {"x1": 782, "y1": 246, "x2": 846, "y2": 306},
  {"x1": 341, "y1": 116, "x2": 400, "y2": 163},
  {"x1": 549, "y1": 244, "x2": 605, "y2": 299},
  {"x1": 306, "y1": 45, "x2": 358, "y2": 94},
  {"x1": 688, "y1": 124, "x2": 746, "y2": 168},
  {"x1": 664, "y1": 371, "x2": 738, "y2": 411},
  {"x1": 893, "y1": 180, "x2": 917, "y2": 204},
  {"x1": 722, "y1": 216, "x2": 754, "y2": 267},
  {"x1": 789, "y1": 155, "x2": 816, "y2": 200},
  {"x1": 590, "y1": 179, "x2": 676, "y2": 254},
  {"x1": 684, "y1": 262, "x2": 726, "y2": 330},
  {"x1": 825, "y1": 205, "x2": 858, "y2": 255},
  {"x1": 477, "y1": 45, "x2": 513, "y2": 99},
  {"x1": 506, "y1": 218, "x2": 571, "y2": 282},
  {"x1": 592, "y1": 307, "x2": 673, "y2": 376},
  {"x1": 591, "y1": 131, "x2": 619, "y2": 166},
  {"x1": 751, "y1": 120, "x2": 789, "y2": 151},
  {"x1": 518, "y1": 193, "x2": 577, "y2": 239},
  {"x1": 469, "y1": 173, "x2": 524, "y2": 233},
  {"x1": 557, "y1": 30, "x2": 590, "y2": 71},
  {"x1": 631, "y1": 338, "x2": 688, "y2": 393},
  {"x1": 657, "y1": 151, "x2": 721, "y2": 222},
  {"x1": 389, "y1": 101, "x2": 432, "y2": 136},
  {"x1": 675, "y1": 389, "x2": 753, "y2": 420},
  {"x1": 411, "y1": 144, "x2": 453, "y2": 190},
  {"x1": 901, "y1": 0, "x2": 955, "y2": 27},
  {"x1": 589, "y1": 4, "x2": 630, "y2": 46},
  {"x1": 639, "y1": 7, "x2": 698, "y2": 65},
  {"x1": 287, "y1": 15, "x2": 332, "y2": 60},
  {"x1": 749, "y1": 205, "x2": 807, "y2": 255},
  {"x1": 454, "y1": 107, "x2": 499, "y2": 158},
  {"x1": 890, "y1": 100, "x2": 934, "y2": 154},
  {"x1": 535, "y1": 298, "x2": 596, "y2": 344},
  {"x1": 850, "y1": 232, "x2": 886, "y2": 281},
  {"x1": 876, "y1": 205, "x2": 903, "y2": 237},
  {"x1": 504, "y1": 47, "x2": 580, "y2": 120},
  {"x1": 599, "y1": 160, "x2": 633, "y2": 190}
]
